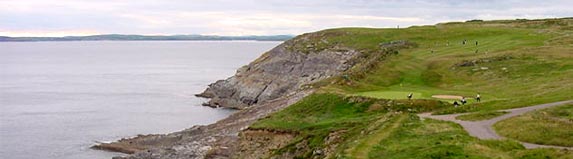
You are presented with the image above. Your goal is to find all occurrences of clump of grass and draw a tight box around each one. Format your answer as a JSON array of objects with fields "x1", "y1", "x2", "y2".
[
  {"x1": 456, "y1": 111, "x2": 509, "y2": 121},
  {"x1": 494, "y1": 104, "x2": 573, "y2": 147}
]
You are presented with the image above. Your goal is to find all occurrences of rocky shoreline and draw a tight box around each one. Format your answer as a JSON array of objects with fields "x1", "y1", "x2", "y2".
[
  {"x1": 94, "y1": 90, "x2": 312, "y2": 159},
  {"x1": 93, "y1": 31, "x2": 379, "y2": 158}
]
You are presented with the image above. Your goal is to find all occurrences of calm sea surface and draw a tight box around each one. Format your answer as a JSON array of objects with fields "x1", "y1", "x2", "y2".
[{"x1": 0, "y1": 41, "x2": 280, "y2": 159}]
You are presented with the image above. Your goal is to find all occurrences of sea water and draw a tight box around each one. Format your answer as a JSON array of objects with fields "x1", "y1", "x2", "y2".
[{"x1": 0, "y1": 41, "x2": 280, "y2": 159}]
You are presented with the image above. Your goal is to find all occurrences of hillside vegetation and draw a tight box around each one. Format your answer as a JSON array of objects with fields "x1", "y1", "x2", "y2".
[
  {"x1": 245, "y1": 18, "x2": 573, "y2": 158},
  {"x1": 317, "y1": 18, "x2": 573, "y2": 114},
  {"x1": 494, "y1": 104, "x2": 573, "y2": 147}
]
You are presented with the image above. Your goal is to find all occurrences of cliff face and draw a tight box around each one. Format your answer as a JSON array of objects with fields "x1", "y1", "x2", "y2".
[
  {"x1": 196, "y1": 36, "x2": 360, "y2": 109},
  {"x1": 97, "y1": 31, "x2": 415, "y2": 158}
]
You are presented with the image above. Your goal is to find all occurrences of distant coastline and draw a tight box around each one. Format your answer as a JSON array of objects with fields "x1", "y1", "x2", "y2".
[{"x1": 0, "y1": 34, "x2": 294, "y2": 42}]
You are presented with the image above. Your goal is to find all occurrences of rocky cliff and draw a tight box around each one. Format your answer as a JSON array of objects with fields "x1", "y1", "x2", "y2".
[
  {"x1": 196, "y1": 34, "x2": 360, "y2": 109},
  {"x1": 96, "y1": 31, "x2": 411, "y2": 159}
]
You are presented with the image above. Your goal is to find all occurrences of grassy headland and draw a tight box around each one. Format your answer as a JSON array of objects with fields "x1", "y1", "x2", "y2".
[{"x1": 248, "y1": 18, "x2": 573, "y2": 158}]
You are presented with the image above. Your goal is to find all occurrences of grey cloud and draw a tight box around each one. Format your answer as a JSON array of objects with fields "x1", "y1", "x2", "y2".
[{"x1": 0, "y1": 0, "x2": 571, "y2": 36}]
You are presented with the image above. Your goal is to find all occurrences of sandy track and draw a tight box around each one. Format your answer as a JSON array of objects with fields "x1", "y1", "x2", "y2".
[
  {"x1": 431, "y1": 95, "x2": 464, "y2": 99},
  {"x1": 418, "y1": 100, "x2": 573, "y2": 150}
]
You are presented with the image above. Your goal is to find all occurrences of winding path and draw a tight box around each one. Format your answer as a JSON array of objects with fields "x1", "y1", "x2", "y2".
[{"x1": 418, "y1": 100, "x2": 573, "y2": 150}]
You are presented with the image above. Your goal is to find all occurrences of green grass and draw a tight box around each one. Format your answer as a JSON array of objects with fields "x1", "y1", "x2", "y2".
[
  {"x1": 346, "y1": 114, "x2": 408, "y2": 159},
  {"x1": 368, "y1": 115, "x2": 572, "y2": 159},
  {"x1": 354, "y1": 91, "x2": 423, "y2": 99},
  {"x1": 372, "y1": 115, "x2": 517, "y2": 159},
  {"x1": 494, "y1": 104, "x2": 573, "y2": 147},
  {"x1": 249, "y1": 93, "x2": 447, "y2": 158},
  {"x1": 456, "y1": 111, "x2": 509, "y2": 121},
  {"x1": 249, "y1": 93, "x2": 573, "y2": 158},
  {"x1": 312, "y1": 18, "x2": 573, "y2": 114},
  {"x1": 246, "y1": 18, "x2": 573, "y2": 158}
]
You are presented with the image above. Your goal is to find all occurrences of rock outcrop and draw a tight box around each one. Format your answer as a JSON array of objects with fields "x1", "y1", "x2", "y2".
[
  {"x1": 234, "y1": 129, "x2": 297, "y2": 159},
  {"x1": 97, "y1": 31, "x2": 414, "y2": 159},
  {"x1": 196, "y1": 36, "x2": 360, "y2": 109},
  {"x1": 105, "y1": 90, "x2": 312, "y2": 159}
]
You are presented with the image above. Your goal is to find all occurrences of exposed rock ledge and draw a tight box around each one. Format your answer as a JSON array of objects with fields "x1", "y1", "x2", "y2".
[
  {"x1": 195, "y1": 37, "x2": 360, "y2": 109},
  {"x1": 96, "y1": 90, "x2": 312, "y2": 159}
]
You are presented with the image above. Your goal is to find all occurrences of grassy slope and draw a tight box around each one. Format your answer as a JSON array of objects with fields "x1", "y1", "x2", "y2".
[
  {"x1": 250, "y1": 93, "x2": 446, "y2": 157},
  {"x1": 370, "y1": 114, "x2": 572, "y2": 159},
  {"x1": 251, "y1": 93, "x2": 573, "y2": 158},
  {"x1": 249, "y1": 18, "x2": 573, "y2": 158},
  {"x1": 317, "y1": 18, "x2": 573, "y2": 114},
  {"x1": 494, "y1": 104, "x2": 573, "y2": 147},
  {"x1": 346, "y1": 114, "x2": 407, "y2": 159}
]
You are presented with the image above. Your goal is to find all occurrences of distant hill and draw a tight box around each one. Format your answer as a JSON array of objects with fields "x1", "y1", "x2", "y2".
[{"x1": 0, "y1": 34, "x2": 294, "y2": 42}]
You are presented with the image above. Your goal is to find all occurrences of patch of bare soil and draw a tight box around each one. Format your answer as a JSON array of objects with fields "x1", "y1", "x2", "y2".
[{"x1": 431, "y1": 95, "x2": 463, "y2": 99}]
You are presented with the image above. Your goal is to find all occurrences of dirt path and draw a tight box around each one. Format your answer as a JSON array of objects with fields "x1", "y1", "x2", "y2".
[
  {"x1": 348, "y1": 114, "x2": 407, "y2": 159},
  {"x1": 418, "y1": 100, "x2": 573, "y2": 150}
]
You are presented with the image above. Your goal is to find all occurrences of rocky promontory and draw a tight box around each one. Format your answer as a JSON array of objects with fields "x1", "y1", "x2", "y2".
[
  {"x1": 95, "y1": 30, "x2": 410, "y2": 159},
  {"x1": 196, "y1": 34, "x2": 360, "y2": 109}
]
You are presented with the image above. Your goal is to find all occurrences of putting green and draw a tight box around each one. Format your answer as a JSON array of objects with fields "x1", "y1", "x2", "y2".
[
  {"x1": 354, "y1": 91, "x2": 423, "y2": 99},
  {"x1": 354, "y1": 91, "x2": 479, "y2": 105}
]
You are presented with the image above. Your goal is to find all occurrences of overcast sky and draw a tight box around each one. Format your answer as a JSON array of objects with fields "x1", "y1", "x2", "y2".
[{"x1": 1, "y1": 0, "x2": 571, "y2": 37}]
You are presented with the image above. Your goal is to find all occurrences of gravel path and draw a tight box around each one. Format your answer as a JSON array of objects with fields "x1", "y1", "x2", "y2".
[{"x1": 418, "y1": 100, "x2": 573, "y2": 150}]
